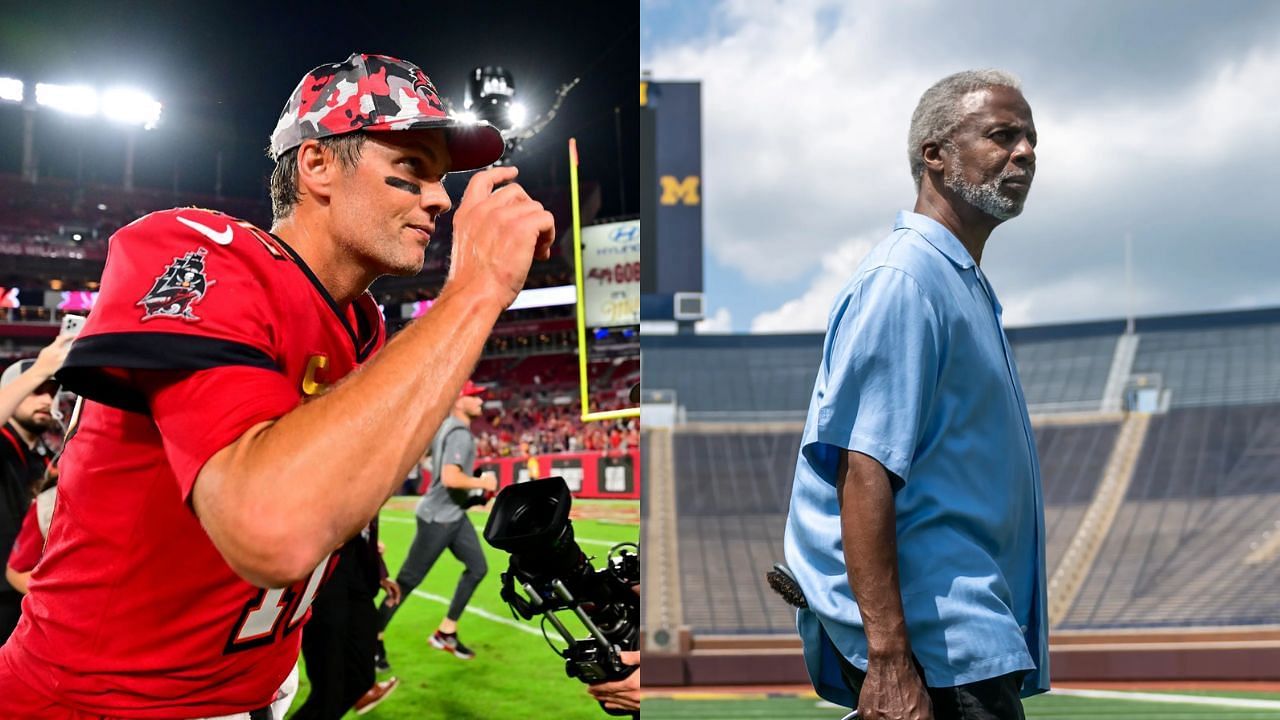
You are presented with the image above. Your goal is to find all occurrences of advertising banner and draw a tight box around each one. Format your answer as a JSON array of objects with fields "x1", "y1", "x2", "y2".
[{"x1": 581, "y1": 220, "x2": 640, "y2": 327}]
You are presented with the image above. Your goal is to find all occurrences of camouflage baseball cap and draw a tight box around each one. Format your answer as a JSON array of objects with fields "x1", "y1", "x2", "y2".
[{"x1": 269, "y1": 53, "x2": 505, "y2": 171}]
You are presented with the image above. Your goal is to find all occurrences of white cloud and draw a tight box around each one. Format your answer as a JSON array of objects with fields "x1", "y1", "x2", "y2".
[
  {"x1": 750, "y1": 233, "x2": 878, "y2": 332},
  {"x1": 649, "y1": 0, "x2": 927, "y2": 283},
  {"x1": 695, "y1": 306, "x2": 734, "y2": 333},
  {"x1": 646, "y1": 1, "x2": 1280, "y2": 331}
]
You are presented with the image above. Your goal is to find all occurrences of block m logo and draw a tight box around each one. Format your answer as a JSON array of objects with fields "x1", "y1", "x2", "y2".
[{"x1": 659, "y1": 175, "x2": 701, "y2": 206}]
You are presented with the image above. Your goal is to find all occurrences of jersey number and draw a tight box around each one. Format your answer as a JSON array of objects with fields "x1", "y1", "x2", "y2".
[{"x1": 225, "y1": 554, "x2": 331, "y2": 653}]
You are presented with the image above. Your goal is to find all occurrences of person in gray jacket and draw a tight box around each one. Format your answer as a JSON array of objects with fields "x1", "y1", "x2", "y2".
[{"x1": 375, "y1": 379, "x2": 497, "y2": 670}]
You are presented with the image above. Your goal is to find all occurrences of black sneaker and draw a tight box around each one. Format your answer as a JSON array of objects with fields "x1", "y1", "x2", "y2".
[
  {"x1": 374, "y1": 639, "x2": 391, "y2": 673},
  {"x1": 429, "y1": 630, "x2": 475, "y2": 660}
]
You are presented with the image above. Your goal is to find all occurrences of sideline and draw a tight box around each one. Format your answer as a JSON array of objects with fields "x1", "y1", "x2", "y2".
[
  {"x1": 410, "y1": 589, "x2": 542, "y2": 637},
  {"x1": 1049, "y1": 687, "x2": 1280, "y2": 710}
]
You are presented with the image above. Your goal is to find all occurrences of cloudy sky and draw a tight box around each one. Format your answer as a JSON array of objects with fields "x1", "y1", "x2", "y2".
[{"x1": 641, "y1": 0, "x2": 1280, "y2": 332}]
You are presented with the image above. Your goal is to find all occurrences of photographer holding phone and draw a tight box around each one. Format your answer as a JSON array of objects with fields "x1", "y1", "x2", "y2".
[{"x1": 0, "y1": 330, "x2": 75, "y2": 643}]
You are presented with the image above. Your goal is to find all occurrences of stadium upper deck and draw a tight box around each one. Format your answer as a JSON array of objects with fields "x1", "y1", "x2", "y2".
[{"x1": 643, "y1": 305, "x2": 1280, "y2": 422}]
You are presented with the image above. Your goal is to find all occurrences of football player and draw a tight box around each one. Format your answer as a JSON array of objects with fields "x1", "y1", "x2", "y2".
[{"x1": 0, "y1": 53, "x2": 553, "y2": 719}]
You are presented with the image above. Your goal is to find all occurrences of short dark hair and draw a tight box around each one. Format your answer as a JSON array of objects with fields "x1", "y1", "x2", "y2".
[{"x1": 268, "y1": 133, "x2": 369, "y2": 223}]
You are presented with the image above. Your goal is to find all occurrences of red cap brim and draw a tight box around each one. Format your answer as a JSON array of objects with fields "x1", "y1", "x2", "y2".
[{"x1": 366, "y1": 119, "x2": 505, "y2": 172}]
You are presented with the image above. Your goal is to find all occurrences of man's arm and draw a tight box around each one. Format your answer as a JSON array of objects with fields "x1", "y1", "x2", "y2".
[
  {"x1": 838, "y1": 450, "x2": 933, "y2": 720},
  {"x1": 440, "y1": 465, "x2": 496, "y2": 491},
  {"x1": 0, "y1": 333, "x2": 74, "y2": 424},
  {"x1": 4, "y1": 565, "x2": 30, "y2": 594},
  {"x1": 191, "y1": 167, "x2": 554, "y2": 588}
]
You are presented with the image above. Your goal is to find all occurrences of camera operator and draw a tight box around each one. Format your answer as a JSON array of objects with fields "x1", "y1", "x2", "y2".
[
  {"x1": 587, "y1": 650, "x2": 639, "y2": 711},
  {"x1": 583, "y1": 381, "x2": 642, "y2": 713},
  {"x1": 484, "y1": 475, "x2": 639, "y2": 715},
  {"x1": 586, "y1": 580, "x2": 639, "y2": 712}
]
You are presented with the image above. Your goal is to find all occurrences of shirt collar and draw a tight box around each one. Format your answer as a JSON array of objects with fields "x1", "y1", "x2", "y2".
[{"x1": 894, "y1": 210, "x2": 976, "y2": 270}]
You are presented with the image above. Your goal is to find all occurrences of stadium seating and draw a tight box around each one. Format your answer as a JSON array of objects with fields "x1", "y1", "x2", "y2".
[
  {"x1": 1132, "y1": 322, "x2": 1280, "y2": 408},
  {"x1": 1061, "y1": 404, "x2": 1280, "y2": 628},
  {"x1": 1035, "y1": 422, "x2": 1119, "y2": 570},
  {"x1": 1011, "y1": 336, "x2": 1118, "y2": 411},
  {"x1": 665, "y1": 422, "x2": 1125, "y2": 634},
  {"x1": 672, "y1": 429, "x2": 805, "y2": 634},
  {"x1": 642, "y1": 335, "x2": 820, "y2": 421},
  {"x1": 650, "y1": 306, "x2": 1280, "y2": 634}
]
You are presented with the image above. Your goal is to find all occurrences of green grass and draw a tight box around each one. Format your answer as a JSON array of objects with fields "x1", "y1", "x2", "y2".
[
  {"x1": 286, "y1": 500, "x2": 639, "y2": 719},
  {"x1": 640, "y1": 692, "x2": 1280, "y2": 719}
]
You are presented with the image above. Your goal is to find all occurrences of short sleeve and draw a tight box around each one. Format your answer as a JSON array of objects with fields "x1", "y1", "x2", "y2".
[
  {"x1": 811, "y1": 267, "x2": 941, "y2": 485},
  {"x1": 7, "y1": 502, "x2": 43, "y2": 574},
  {"x1": 57, "y1": 209, "x2": 285, "y2": 414},
  {"x1": 440, "y1": 428, "x2": 473, "y2": 471},
  {"x1": 143, "y1": 365, "x2": 301, "y2": 500}
]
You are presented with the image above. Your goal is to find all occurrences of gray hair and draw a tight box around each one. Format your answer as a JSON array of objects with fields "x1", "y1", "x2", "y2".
[{"x1": 908, "y1": 69, "x2": 1022, "y2": 190}]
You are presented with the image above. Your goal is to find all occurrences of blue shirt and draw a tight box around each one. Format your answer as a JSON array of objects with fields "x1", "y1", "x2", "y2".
[{"x1": 783, "y1": 210, "x2": 1049, "y2": 704}]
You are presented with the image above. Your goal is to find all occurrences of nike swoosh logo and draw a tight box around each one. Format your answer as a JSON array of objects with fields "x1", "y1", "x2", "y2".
[{"x1": 176, "y1": 215, "x2": 233, "y2": 246}]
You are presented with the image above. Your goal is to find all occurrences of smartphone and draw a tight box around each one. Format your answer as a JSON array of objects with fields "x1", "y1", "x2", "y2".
[{"x1": 61, "y1": 314, "x2": 87, "y2": 337}]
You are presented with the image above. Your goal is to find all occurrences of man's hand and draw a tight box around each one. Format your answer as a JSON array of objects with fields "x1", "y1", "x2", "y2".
[
  {"x1": 858, "y1": 652, "x2": 933, "y2": 720},
  {"x1": 586, "y1": 651, "x2": 639, "y2": 712},
  {"x1": 34, "y1": 332, "x2": 76, "y2": 379},
  {"x1": 481, "y1": 470, "x2": 498, "y2": 493},
  {"x1": 448, "y1": 166, "x2": 556, "y2": 309},
  {"x1": 380, "y1": 578, "x2": 402, "y2": 608}
]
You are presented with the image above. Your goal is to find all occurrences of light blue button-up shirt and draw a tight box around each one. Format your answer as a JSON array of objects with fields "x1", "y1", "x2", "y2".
[{"x1": 784, "y1": 210, "x2": 1049, "y2": 705}]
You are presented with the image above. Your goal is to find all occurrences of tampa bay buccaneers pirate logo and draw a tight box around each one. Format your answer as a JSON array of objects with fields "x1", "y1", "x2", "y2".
[{"x1": 137, "y1": 247, "x2": 214, "y2": 322}]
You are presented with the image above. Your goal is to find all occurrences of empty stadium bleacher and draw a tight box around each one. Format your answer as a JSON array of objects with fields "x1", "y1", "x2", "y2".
[
  {"x1": 1035, "y1": 422, "x2": 1119, "y2": 570},
  {"x1": 1061, "y1": 404, "x2": 1280, "y2": 628},
  {"x1": 1012, "y1": 336, "x2": 1118, "y2": 411},
  {"x1": 642, "y1": 335, "x2": 820, "y2": 421},
  {"x1": 646, "y1": 305, "x2": 1280, "y2": 634},
  {"x1": 673, "y1": 428, "x2": 801, "y2": 633},
  {"x1": 1133, "y1": 320, "x2": 1280, "y2": 408}
]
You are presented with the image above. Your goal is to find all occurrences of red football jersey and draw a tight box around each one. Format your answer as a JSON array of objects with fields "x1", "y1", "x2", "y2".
[
  {"x1": 7, "y1": 498, "x2": 42, "y2": 574},
  {"x1": 1, "y1": 208, "x2": 384, "y2": 716}
]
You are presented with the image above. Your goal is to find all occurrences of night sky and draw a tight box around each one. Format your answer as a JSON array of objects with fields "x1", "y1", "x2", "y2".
[{"x1": 0, "y1": 0, "x2": 639, "y2": 218}]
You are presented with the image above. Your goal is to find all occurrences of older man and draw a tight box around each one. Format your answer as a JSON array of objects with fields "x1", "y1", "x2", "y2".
[{"x1": 785, "y1": 69, "x2": 1048, "y2": 720}]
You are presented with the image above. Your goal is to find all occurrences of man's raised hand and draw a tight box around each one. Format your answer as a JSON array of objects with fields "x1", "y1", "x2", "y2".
[{"x1": 448, "y1": 166, "x2": 556, "y2": 309}]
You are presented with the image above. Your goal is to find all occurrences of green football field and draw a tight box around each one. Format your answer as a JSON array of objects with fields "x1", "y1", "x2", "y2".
[
  {"x1": 285, "y1": 499, "x2": 640, "y2": 719},
  {"x1": 640, "y1": 690, "x2": 1280, "y2": 719}
]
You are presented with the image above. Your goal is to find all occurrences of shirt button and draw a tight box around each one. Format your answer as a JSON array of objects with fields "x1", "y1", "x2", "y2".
[{"x1": 1020, "y1": 625, "x2": 1028, "y2": 633}]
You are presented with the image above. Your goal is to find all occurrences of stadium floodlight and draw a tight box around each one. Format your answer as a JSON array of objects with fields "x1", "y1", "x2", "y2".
[
  {"x1": 35, "y1": 82, "x2": 99, "y2": 116},
  {"x1": 0, "y1": 77, "x2": 22, "y2": 103},
  {"x1": 466, "y1": 66, "x2": 518, "y2": 131},
  {"x1": 101, "y1": 87, "x2": 162, "y2": 129},
  {"x1": 509, "y1": 102, "x2": 528, "y2": 129}
]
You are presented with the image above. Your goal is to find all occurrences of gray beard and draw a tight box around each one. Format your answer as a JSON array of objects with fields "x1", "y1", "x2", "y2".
[{"x1": 944, "y1": 159, "x2": 1027, "y2": 221}]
